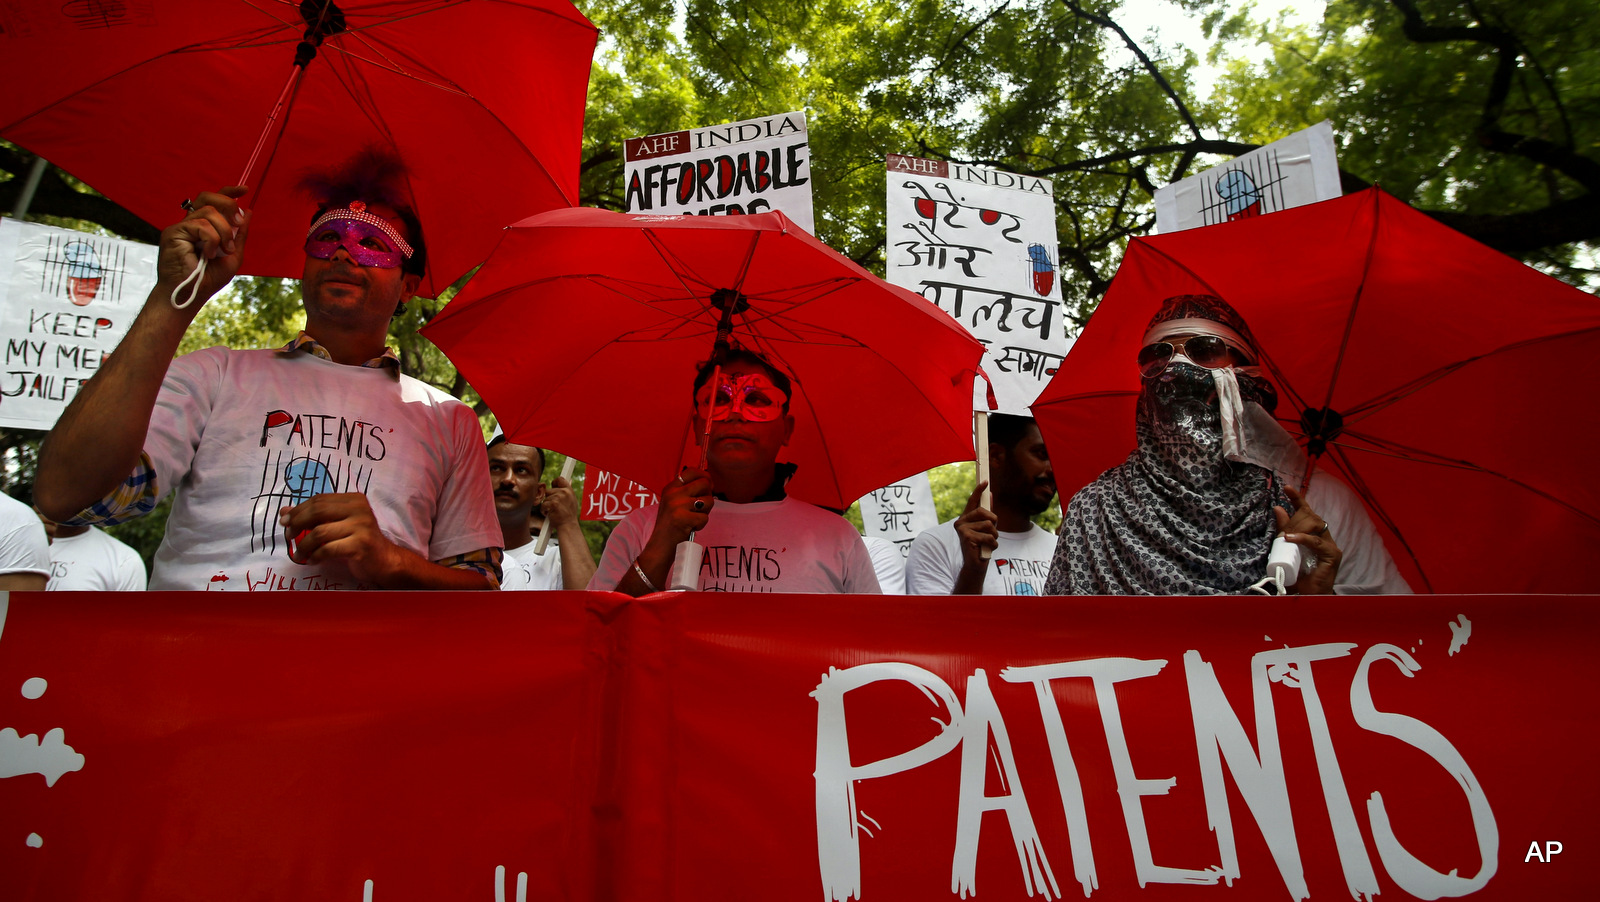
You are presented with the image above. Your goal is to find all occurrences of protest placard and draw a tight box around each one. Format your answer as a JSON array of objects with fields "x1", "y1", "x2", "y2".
[
  {"x1": 623, "y1": 110, "x2": 814, "y2": 233},
  {"x1": 1154, "y1": 120, "x2": 1342, "y2": 233},
  {"x1": 0, "y1": 219, "x2": 154, "y2": 431},
  {"x1": 581, "y1": 467, "x2": 660, "y2": 521},
  {"x1": 885, "y1": 154, "x2": 1070, "y2": 414},
  {"x1": 857, "y1": 472, "x2": 938, "y2": 558}
]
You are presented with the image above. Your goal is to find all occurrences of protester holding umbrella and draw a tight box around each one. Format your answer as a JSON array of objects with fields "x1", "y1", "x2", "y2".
[
  {"x1": 591, "y1": 349, "x2": 881, "y2": 595},
  {"x1": 33, "y1": 149, "x2": 501, "y2": 591},
  {"x1": 1043, "y1": 294, "x2": 1410, "y2": 596}
]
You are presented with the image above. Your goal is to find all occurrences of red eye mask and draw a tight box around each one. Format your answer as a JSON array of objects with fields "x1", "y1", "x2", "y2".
[{"x1": 695, "y1": 372, "x2": 788, "y2": 423}]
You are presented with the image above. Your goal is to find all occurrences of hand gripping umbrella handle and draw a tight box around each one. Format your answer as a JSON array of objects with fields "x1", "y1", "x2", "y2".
[
  {"x1": 669, "y1": 540, "x2": 703, "y2": 591},
  {"x1": 974, "y1": 411, "x2": 993, "y2": 561},
  {"x1": 533, "y1": 456, "x2": 578, "y2": 556},
  {"x1": 169, "y1": 13, "x2": 339, "y2": 312}
]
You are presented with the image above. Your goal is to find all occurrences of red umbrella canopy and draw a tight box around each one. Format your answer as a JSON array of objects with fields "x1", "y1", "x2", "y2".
[
  {"x1": 0, "y1": 0, "x2": 596, "y2": 296},
  {"x1": 422, "y1": 208, "x2": 987, "y2": 511},
  {"x1": 1032, "y1": 187, "x2": 1600, "y2": 594}
]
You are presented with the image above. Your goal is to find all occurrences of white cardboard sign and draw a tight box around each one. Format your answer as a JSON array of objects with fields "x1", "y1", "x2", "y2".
[
  {"x1": 885, "y1": 153, "x2": 1070, "y2": 414},
  {"x1": 0, "y1": 219, "x2": 154, "y2": 431},
  {"x1": 624, "y1": 111, "x2": 815, "y2": 233},
  {"x1": 1154, "y1": 121, "x2": 1342, "y2": 233},
  {"x1": 857, "y1": 472, "x2": 939, "y2": 559}
]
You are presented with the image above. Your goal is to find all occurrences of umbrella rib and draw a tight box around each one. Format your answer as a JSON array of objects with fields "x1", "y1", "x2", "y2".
[
  {"x1": 495, "y1": 331, "x2": 693, "y2": 470},
  {"x1": 1323, "y1": 444, "x2": 1435, "y2": 593},
  {"x1": 747, "y1": 338, "x2": 848, "y2": 507},
  {"x1": 731, "y1": 230, "x2": 762, "y2": 294},
  {"x1": 724, "y1": 279, "x2": 863, "y2": 331},
  {"x1": 1314, "y1": 430, "x2": 1600, "y2": 530},
  {"x1": 448, "y1": 272, "x2": 710, "y2": 339},
  {"x1": 640, "y1": 231, "x2": 724, "y2": 298},
  {"x1": 1336, "y1": 325, "x2": 1600, "y2": 423},
  {"x1": 1317, "y1": 188, "x2": 1383, "y2": 414},
  {"x1": 322, "y1": 32, "x2": 472, "y2": 97},
  {"x1": 0, "y1": 17, "x2": 289, "y2": 131}
]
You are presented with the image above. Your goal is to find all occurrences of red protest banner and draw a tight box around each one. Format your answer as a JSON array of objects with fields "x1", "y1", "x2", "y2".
[
  {"x1": 580, "y1": 467, "x2": 659, "y2": 521},
  {"x1": 1, "y1": 592, "x2": 1594, "y2": 901}
]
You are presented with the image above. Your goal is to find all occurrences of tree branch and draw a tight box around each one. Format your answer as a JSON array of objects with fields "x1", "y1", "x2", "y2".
[
  {"x1": 1058, "y1": 0, "x2": 1204, "y2": 140},
  {"x1": 927, "y1": 2, "x2": 1012, "y2": 78},
  {"x1": 1387, "y1": 0, "x2": 1598, "y2": 191}
]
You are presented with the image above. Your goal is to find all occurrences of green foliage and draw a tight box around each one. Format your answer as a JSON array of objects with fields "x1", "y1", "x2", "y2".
[
  {"x1": 11, "y1": 0, "x2": 1591, "y2": 571},
  {"x1": 537, "y1": 452, "x2": 618, "y2": 564},
  {"x1": 929, "y1": 460, "x2": 1061, "y2": 533},
  {"x1": 177, "y1": 277, "x2": 305, "y2": 356},
  {"x1": 1208, "y1": 0, "x2": 1599, "y2": 276}
]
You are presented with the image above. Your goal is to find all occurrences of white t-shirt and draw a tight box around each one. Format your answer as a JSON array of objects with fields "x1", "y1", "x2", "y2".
[
  {"x1": 863, "y1": 535, "x2": 907, "y2": 594},
  {"x1": 1305, "y1": 471, "x2": 1413, "y2": 594},
  {"x1": 0, "y1": 493, "x2": 50, "y2": 579},
  {"x1": 146, "y1": 347, "x2": 500, "y2": 591},
  {"x1": 501, "y1": 538, "x2": 564, "y2": 591},
  {"x1": 593, "y1": 497, "x2": 881, "y2": 594},
  {"x1": 905, "y1": 519, "x2": 1056, "y2": 596},
  {"x1": 46, "y1": 527, "x2": 146, "y2": 591}
]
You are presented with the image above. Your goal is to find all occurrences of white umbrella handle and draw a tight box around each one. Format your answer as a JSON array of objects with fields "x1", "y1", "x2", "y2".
[
  {"x1": 534, "y1": 456, "x2": 578, "y2": 556},
  {"x1": 974, "y1": 411, "x2": 992, "y2": 561}
]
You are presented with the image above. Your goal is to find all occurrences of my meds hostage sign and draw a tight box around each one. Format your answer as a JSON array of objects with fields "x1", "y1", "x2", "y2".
[
  {"x1": 624, "y1": 111, "x2": 815, "y2": 233},
  {"x1": 0, "y1": 219, "x2": 153, "y2": 430},
  {"x1": 1, "y1": 593, "x2": 1593, "y2": 901}
]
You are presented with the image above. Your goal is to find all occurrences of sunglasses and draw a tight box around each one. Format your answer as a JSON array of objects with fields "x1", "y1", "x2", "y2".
[
  {"x1": 695, "y1": 372, "x2": 789, "y2": 423},
  {"x1": 1137, "y1": 334, "x2": 1251, "y2": 378}
]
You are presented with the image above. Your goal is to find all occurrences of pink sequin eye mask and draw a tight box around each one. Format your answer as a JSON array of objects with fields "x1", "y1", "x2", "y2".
[
  {"x1": 304, "y1": 207, "x2": 413, "y2": 269},
  {"x1": 695, "y1": 372, "x2": 788, "y2": 422}
]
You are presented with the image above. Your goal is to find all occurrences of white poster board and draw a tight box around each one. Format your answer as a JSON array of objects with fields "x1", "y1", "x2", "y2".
[
  {"x1": 624, "y1": 111, "x2": 815, "y2": 233},
  {"x1": 885, "y1": 153, "x2": 1069, "y2": 414},
  {"x1": 0, "y1": 219, "x2": 154, "y2": 431},
  {"x1": 857, "y1": 472, "x2": 939, "y2": 559},
  {"x1": 1154, "y1": 121, "x2": 1342, "y2": 233}
]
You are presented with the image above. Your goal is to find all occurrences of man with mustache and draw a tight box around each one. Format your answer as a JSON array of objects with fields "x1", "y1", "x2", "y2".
[
  {"x1": 1044, "y1": 294, "x2": 1409, "y2": 595},
  {"x1": 905, "y1": 414, "x2": 1058, "y2": 595},
  {"x1": 33, "y1": 148, "x2": 500, "y2": 591},
  {"x1": 488, "y1": 435, "x2": 594, "y2": 591},
  {"x1": 591, "y1": 349, "x2": 880, "y2": 595}
]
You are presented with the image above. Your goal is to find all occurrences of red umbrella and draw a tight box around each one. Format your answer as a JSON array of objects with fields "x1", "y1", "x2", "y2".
[
  {"x1": 1032, "y1": 187, "x2": 1600, "y2": 594},
  {"x1": 421, "y1": 207, "x2": 987, "y2": 510},
  {"x1": 0, "y1": 0, "x2": 596, "y2": 296}
]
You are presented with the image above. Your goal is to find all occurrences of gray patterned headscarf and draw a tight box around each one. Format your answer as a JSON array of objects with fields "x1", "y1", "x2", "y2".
[{"x1": 1044, "y1": 295, "x2": 1288, "y2": 595}]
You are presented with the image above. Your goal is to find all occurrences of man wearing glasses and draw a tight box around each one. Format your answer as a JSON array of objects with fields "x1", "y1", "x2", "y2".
[
  {"x1": 1044, "y1": 293, "x2": 1409, "y2": 595},
  {"x1": 34, "y1": 149, "x2": 500, "y2": 591},
  {"x1": 591, "y1": 348, "x2": 880, "y2": 595}
]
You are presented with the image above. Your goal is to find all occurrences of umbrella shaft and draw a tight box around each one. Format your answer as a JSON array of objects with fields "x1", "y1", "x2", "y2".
[{"x1": 238, "y1": 63, "x2": 308, "y2": 191}]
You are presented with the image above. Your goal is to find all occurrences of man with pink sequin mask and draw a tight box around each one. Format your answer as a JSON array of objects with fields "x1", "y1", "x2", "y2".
[
  {"x1": 591, "y1": 348, "x2": 881, "y2": 595},
  {"x1": 35, "y1": 148, "x2": 502, "y2": 591}
]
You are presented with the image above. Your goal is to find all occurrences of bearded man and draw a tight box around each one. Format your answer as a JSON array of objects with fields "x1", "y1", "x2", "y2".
[{"x1": 1044, "y1": 294, "x2": 1410, "y2": 595}]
